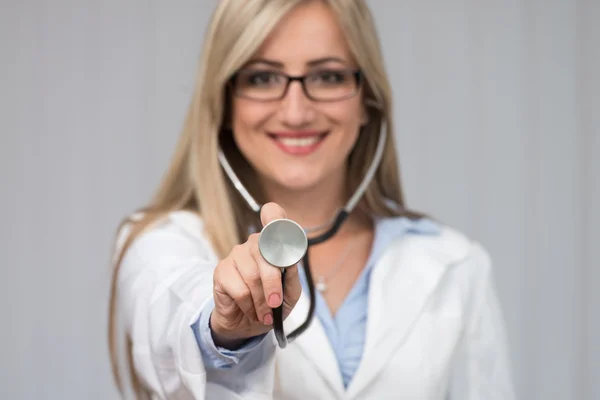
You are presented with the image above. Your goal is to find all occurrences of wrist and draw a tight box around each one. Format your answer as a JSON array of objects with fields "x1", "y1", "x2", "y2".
[{"x1": 209, "y1": 312, "x2": 248, "y2": 350}]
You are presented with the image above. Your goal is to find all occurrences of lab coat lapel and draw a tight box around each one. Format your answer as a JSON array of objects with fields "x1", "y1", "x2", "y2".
[
  {"x1": 346, "y1": 232, "x2": 467, "y2": 398},
  {"x1": 284, "y1": 288, "x2": 346, "y2": 396}
]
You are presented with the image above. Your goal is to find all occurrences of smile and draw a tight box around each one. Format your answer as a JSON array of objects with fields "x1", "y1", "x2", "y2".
[{"x1": 268, "y1": 131, "x2": 329, "y2": 155}]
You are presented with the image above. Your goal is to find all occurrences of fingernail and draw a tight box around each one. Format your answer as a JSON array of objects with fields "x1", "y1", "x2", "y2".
[
  {"x1": 268, "y1": 294, "x2": 281, "y2": 308},
  {"x1": 263, "y1": 313, "x2": 273, "y2": 325}
]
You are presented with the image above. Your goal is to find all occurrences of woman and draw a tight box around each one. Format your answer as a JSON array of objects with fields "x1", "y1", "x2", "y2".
[{"x1": 109, "y1": 0, "x2": 515, "y2": 399}]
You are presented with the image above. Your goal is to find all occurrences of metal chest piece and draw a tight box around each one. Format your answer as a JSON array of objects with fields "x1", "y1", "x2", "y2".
[{"x1": 259, "y1": 219, "x2": 308, "y2": 268}]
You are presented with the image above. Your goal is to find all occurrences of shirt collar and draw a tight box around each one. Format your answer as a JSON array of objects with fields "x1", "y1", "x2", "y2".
[
  {"x1": 296, "y1": 215, "x2": 441, "y2": 284},
  {"x1": 364, "y1": 216, "x2": 441, "y2": 272}
]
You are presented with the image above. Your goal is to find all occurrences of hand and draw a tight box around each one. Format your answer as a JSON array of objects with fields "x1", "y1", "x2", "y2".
[{"x1": 210, "y1": 202, "x2": 303, "y2": 349}]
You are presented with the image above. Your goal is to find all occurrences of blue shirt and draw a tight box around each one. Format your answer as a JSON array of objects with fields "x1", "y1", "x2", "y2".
[{"x1": 191, "y1": 216, "x2": 440, "y2": 388}]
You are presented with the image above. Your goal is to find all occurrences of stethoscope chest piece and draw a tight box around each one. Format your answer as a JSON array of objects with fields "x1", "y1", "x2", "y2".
[
  {"x1": 259, "y1": 219, "x2": 308, "y2": 268},
  {"x1": 258, "y1": 218, "x2": 308, "y2": 349},
  {"x1": 219, "y1": 123, "x2": 385, "y2": 348}
]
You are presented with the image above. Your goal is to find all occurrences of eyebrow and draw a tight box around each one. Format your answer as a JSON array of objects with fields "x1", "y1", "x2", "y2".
[{"x1": 245, "y1": 57, "x2": 349, "y2": 68}]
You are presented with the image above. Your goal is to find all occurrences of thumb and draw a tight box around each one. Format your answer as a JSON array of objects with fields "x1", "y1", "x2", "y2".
[{"x1": 260, "y1": 202, "x2": 287, "y2": 227}]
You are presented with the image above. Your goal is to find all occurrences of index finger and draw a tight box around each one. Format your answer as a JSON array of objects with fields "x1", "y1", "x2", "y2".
[
  {"x1": 249, "y1": 234, "x2": 284, "y2": 308},
  {"x1": 260, "y1": 202, "x2": 287, "y2": 227}
]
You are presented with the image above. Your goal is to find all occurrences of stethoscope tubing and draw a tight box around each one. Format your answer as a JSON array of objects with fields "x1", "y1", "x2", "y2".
[
  {"x1": 219, "y1": 123, "x2": 387, "y2": 348},
  {"x1": 270, "y1": 210, "x2": 349, "y2": 348}
]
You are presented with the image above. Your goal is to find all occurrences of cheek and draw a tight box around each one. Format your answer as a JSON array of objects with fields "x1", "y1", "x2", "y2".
[
  {"x1": 325, "y1": 101, "x2": 365, "y2": 149},
  {"x1": 332, "y1": 96, "x2": 365, "y2": 129},
  {"x1": 230, "y1": 100, "x2": 271, "y2": 151}
]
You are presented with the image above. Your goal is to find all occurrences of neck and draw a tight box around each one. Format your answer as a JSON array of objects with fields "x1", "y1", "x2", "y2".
[{"x1": 259, "y1": 171, "x2": 369, "y2": 237}]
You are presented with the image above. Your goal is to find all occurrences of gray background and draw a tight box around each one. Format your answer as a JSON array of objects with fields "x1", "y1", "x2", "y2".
[{"x1": 1, "y1": 0, "x2": 598, "y2": 399}]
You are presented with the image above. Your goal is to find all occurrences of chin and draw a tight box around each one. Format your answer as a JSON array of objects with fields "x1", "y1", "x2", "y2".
[
  {"x1": 277, "y1": 177, "x2": 320, "y2": 192},
  {"x1": 268, "y1": 169, "x2": 323, "y2": 193}
]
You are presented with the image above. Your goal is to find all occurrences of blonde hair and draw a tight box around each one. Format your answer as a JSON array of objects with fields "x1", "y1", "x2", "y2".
[{"x1": 108, "y1": 0, "x2": 422, "y2": 397}]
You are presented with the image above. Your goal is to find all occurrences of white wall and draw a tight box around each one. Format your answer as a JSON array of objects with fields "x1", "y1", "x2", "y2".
[{"x1": 0, "y1": 1, "x2": 597, "y2": 399}]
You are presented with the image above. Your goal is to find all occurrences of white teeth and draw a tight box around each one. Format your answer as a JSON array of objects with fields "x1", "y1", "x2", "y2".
[{"x1": 276, "y1": 136, "x2": 322, "y2": 147}]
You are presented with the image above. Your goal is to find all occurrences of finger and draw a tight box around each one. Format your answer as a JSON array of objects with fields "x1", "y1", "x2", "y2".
[
  {"x1": 249, "y1": 233, "x2": 284, "y2": 309},
  {"x1": 214, "y1": 257, "x2": 258, "y2": 323},
  {"x1": 282, "y1": 264, "x2": 302, "y2": 309},
  {"x1": 260, "y1": 202, "x2": 287, "y2": 227},
  {"x1": 232, "y1": 242, "x2": 273, "y2": 326}
]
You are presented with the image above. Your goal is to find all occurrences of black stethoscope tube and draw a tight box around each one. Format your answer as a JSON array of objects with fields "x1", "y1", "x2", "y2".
[
  {"x1": 271, "y1": 210, "x2": 349, "y2": 348},
  {"x1": 220, "y1": 124, "x2": 387, "y2": 348}
]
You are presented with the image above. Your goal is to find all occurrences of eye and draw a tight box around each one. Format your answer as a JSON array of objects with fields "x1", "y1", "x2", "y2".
[
  {"x1": 239, "y1": 70, "x2": 282, "y2": 87},
  {"x1": 308, "y1": 69, "x2": 349, "y2": 85}
]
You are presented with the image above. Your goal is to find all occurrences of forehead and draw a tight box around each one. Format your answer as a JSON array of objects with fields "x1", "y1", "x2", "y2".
[{"x1": 252, "y1": 1, "x2": 354, "y2": 68}]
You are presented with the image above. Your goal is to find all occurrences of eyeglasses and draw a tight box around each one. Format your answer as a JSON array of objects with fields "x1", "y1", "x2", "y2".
[{"x1": 231, "y1": 68, "x2": 363, "y2": 102}]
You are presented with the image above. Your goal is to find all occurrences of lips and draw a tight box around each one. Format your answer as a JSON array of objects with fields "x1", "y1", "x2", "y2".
[{"x1": 268, "y1": 131, "x2": 329, "y2": 156}]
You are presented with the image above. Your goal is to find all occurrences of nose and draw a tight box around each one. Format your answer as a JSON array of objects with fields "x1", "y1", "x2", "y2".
[{"x1": 278, "y1": 80, "x2": 315, "y2": 127}]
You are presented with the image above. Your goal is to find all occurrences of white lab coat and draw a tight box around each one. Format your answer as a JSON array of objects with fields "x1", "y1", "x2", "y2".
[{"x1": 116, "y1": 210, "x2": 515, "y2": 400}]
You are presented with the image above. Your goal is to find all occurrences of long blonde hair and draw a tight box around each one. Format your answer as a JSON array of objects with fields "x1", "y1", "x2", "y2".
[{"x1": 109, "y1": 0, "x2": 422, "y2": 397}]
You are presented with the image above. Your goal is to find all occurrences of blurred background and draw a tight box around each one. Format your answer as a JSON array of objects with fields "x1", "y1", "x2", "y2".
[{"x1": 0, "y1": 0, "x2": 598, "y2": 399}]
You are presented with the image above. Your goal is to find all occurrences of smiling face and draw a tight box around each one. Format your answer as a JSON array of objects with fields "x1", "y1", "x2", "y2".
[{"x1": 230, "y1": 1, "x2": 367, "y2": 197}]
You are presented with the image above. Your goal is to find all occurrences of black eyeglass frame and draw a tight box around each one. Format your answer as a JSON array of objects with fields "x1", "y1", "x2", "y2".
[{"x1": 229, "y1": 69, "x2": 364, "y2": 102}]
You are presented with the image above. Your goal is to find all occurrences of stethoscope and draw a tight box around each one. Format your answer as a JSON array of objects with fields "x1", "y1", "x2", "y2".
[{"x1": 218, "y1": 124, "x2": 386, "y2": 348}]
